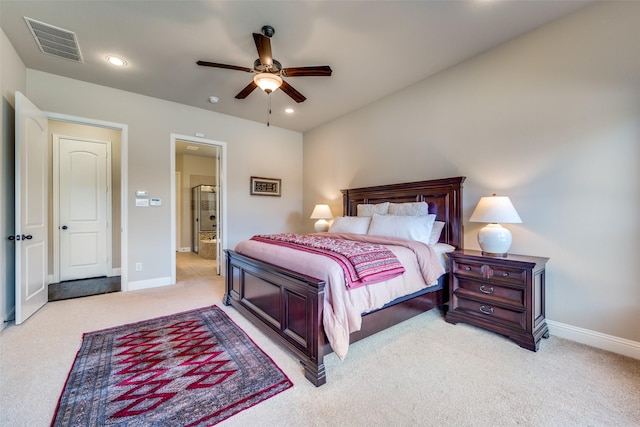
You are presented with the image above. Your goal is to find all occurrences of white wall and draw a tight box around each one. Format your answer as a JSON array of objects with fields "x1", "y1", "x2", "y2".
[
  {"x1": 24, "y1": 70, "x2": 303, "y2": 286},
  {"x1": 1, "y1": 28, "x2": 26, "y2": 327},
  {"x1": 304, "y1": 2, "x2": 640, "y2": 346}
]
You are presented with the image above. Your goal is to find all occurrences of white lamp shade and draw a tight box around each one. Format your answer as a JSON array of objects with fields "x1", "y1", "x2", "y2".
[
  {"x1": 253, "y1": 73, "x2": 282, "y2": 93},
  {"x1": 310, "y1": 204, "x2": 333, "y2": 232},
  {"x1": 310, "y1": 204, "x2": 333, "y2": 219},
  {"x1": 469, "y1": 195, "x2": 522, "y2": 224},
  {"x1": 470, "y1": 195, "x2": 521, "y2": 256}
]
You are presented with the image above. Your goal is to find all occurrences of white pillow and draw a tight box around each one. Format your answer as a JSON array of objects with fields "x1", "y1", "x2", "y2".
[
  {"x1": 328, "y1": 216, "x2": 371, "y2": 234},
  {"x1": 367, "y1": 214, "x2": 436, "y2": 244},
  {"x1": 429, "y1": 221, "x2": 446, "y2": 245},
  {"x1": 357, "y1": 202, "x2": 389, "y2": 216},
  {"x1": 388, "y1": 202, "x2": 430, "y2": 216}
]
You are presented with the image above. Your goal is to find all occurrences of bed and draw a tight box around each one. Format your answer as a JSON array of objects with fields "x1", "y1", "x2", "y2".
[{"x1": 224, "y1": 177, "x2": 465, "y2": 386}]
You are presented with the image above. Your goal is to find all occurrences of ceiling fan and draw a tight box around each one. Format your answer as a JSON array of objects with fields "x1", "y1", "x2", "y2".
[{"x1": 197, "y1": 25, "x2": 332, "y2": 103}]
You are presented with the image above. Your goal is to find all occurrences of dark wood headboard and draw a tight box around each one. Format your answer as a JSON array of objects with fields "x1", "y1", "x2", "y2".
[{"x1": 340, "y1": 176, "x2": 466, "y2": 249}]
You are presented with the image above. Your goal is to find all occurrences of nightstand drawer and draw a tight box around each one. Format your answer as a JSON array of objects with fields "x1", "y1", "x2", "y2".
[
  {"x1": 486, "y1": 265, "x2": 526, "y2": 286},
  {"x1": 452, "y1": 260, "x2": 484, "y2": 278},
  {"x1": 455, "y1": 297, "x2": 525, "y2": 330},
  {"x1": 452, "y1": 260, "x2": 526, "y2": 286},
  {"x1": 455, "y1": 278, "x2": 524, "y2": 306}
]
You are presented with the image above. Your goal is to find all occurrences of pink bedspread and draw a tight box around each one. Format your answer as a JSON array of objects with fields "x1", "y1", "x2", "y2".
[
  {"x1": 235, "y1": 233, "x2": 445, "y2": 360},
  {"x1": 250, "y1": 233, "x2": 405, "y2": 289}
]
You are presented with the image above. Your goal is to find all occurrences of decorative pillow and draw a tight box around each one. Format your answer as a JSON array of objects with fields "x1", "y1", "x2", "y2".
[
  {"x1": 357, "y1": 202, "x2": 390, "y2": 217},
  {"x1": 388, "y1": 201, "x2": 430, "y2": 216},
  {"x1": 367, "y1": 214, "x2": 436, "y2": 244},
  {"x1": 328, "y1": 216, "x2": 371, "y2": 234},
  {"x1": 429, "y1": 221, "x2": 446, "y2": 245}
]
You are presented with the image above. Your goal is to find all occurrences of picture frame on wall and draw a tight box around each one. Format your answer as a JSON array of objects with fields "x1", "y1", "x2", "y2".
[{"x1": 250, "y1": 176, "x2": 281, "y2": 197}]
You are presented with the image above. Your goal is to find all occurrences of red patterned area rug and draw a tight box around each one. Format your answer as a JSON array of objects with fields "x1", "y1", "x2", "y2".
[{"x1": 51, "y1": 306, "x2": 292, "y2": 426}]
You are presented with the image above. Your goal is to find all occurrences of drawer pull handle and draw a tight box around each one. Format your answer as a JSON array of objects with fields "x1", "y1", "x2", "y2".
[
  {"x1": 479, "y1": 285, "x2": 494, "y2": 294},
  {"x1": 465, "y1": 266, "x2": 471, "y2": 271},
  {"x1": 479, "y1": 305, "x2": 494, "y2": 315},
  {"x1": 502, "y1": 272, "x2": 509, "y2": 277}
]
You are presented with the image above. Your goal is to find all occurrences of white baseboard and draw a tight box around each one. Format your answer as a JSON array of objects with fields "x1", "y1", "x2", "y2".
[
  {"x1": 547, "y1": 319, "x2": 640, "y2": 360},
  {"x1": 125, "y1": 276, "x2": 173, "y2": 292}
]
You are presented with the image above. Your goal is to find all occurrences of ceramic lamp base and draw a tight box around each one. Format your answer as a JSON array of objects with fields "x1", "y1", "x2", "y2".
[
  {"x1": 477, "y1": 223, "x2": 512, "y2": 257},
  {"x1": 314, "y1": 219, "x2": 330, "y2": 232}
]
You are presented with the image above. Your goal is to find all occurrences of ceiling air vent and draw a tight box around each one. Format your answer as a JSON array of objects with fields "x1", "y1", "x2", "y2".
[{"x1": 24, "y1": 17, "x2": 83, "y2": 63}]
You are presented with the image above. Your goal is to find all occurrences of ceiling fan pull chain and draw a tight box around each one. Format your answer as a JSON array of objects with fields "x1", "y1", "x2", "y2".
[{"x1": 267, "y1": 94, "x2": 271, "y2": 127}]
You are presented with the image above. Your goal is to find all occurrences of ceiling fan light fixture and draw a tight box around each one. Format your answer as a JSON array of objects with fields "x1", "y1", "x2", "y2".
[{"x1": 254, "y1": 73, "x2": 282, "y2": 93}]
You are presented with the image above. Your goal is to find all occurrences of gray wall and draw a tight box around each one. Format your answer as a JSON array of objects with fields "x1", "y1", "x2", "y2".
[{"x1": 303, "y1": 2, "x2": 640, "y2": 345}]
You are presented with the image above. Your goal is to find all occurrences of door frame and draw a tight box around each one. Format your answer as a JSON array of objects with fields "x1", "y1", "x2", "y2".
[
  {"x1": 52, "y1": 134, "x2": 112, "y2": 283},
  {"x1": 170, "y1": 133, "x2": 227, "y2": 283},
  {"x1": 46, "y1": 112, "x2": 129, "y2": 290}
]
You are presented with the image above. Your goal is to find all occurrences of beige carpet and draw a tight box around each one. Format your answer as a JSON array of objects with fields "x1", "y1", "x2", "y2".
[{"x1": 1, "y1": 253, "x2": 638, "y2": 426}]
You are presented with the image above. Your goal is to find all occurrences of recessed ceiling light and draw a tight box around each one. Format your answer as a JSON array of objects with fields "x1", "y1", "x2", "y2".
[
  {"x1": 285, "y1": 108, "x2": 294, "y2": 114},
  {"x1": 106, "y1": 55, "x2": 127, "y2": 66}
]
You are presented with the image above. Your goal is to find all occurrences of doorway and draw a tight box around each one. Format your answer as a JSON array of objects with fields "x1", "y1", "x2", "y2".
[
  {"x1": 170, "y1": 134, "x2": 226, "y2": 284},
  {"x1": 48, "y1": 120, "x2": 123, "y2": 291}
]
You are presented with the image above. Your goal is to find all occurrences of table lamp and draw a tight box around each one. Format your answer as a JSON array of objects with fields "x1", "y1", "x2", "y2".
[
  {"x1": 469, "y1": 194, "x2": 522, "y2": 257},
  {"x1": 310, "y1": 204, "x2": 333, "y2": 232}
]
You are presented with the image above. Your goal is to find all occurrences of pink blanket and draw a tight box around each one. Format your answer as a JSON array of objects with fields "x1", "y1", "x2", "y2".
[{"x1": 251, "y1": 233, "x2": 405, "y2": 289}]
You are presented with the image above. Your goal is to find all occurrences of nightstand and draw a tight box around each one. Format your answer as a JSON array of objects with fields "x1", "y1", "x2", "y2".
[{"x1": 445, "y1": 249, "x2": 549, "y2": 351}]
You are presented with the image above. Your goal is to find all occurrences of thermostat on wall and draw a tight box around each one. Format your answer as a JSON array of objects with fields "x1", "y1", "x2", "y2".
[
  {"x1": 150, "y1": 198, "x2": 161, "y2": 206},
  {"x1": 136, "y1": 190, "x2": 148, "y2": 198}
]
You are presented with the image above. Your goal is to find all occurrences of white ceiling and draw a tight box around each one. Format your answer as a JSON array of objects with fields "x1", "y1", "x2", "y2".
[{"x1": 1, "y1": 1, "x2": 594, "y2": 133}]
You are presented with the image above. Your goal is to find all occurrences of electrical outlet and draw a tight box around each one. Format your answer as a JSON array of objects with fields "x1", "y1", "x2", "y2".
[{"x1": 135, "y1": 262, "x2": 142, "y2": 271}]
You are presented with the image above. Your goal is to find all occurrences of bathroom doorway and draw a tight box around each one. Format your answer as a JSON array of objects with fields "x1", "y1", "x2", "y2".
[{"x1": 171, "y1": 134, "x2": 226, "y2": 283}]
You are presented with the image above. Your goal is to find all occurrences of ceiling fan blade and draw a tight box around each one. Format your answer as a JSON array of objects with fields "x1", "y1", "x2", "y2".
[
  {"x1": 282, "y1": 66, "x2": 332, "y2": 77},
  {"x1": 253, "y1": 33, "x2": 273, "y2": 66},
  {"x1": 235, "y1": 81, "x2": 258, "y2": 99},
  {"x1": 196, "y1": 61, "x2": 252, "y2": 73},
  {"x1": 279, "y1": 80, "x2": 306, "y2": 103}
]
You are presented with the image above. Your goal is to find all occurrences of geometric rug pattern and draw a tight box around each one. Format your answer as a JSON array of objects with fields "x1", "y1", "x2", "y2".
[{"x1": 51, "y1": 306, "x2": 292, "y2": 426}]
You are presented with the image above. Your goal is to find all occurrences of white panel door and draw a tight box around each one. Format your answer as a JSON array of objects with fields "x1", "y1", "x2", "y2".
[
  {"x1": 58, "y1": 137, "x2": 108, "y2": 281},
  {"x1": 14, "y1": 92, "x2": 48, "y2": 325}
]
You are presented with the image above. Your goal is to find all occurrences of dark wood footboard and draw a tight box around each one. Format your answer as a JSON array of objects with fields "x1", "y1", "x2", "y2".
[
  {"x1": 225, "y1": 248, "x2": 448, "y2": 386},
  {"x1": 224, "y1": 249, "x2": 328, "y2": 386}
]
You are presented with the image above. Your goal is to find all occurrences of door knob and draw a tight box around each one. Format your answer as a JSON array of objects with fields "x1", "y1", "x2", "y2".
[
  {"x1": 9, "y1": 234, "x2": 33, "y2": 240},
  {"x1": 61, "y1": 225, "x2": 68, "y2": 230}
]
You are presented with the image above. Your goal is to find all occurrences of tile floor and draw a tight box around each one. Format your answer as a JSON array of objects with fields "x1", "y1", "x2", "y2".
[{"x1": 176, "y1": 251, "x2": 218, "y2": 281}]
